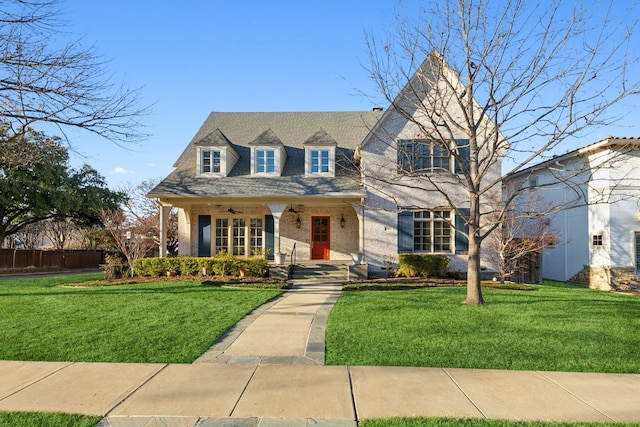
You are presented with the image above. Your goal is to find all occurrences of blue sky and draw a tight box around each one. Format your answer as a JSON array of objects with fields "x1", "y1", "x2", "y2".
[
  {"x1": 61, "y1": 1, "x2": 640, "y2": 189},
  {"x1": 64, "y1": 0, "x2": 397, "y2": 188}
]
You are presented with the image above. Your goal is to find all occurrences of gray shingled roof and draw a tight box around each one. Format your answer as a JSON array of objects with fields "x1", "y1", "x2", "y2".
[{"x1": 149, "y1": 111, "x2": 382, "y2": 198}]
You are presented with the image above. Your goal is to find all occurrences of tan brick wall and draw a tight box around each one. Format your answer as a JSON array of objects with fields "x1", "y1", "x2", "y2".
[{"x1": 180, "y1": 204, "x2": 359, "y2": 261}]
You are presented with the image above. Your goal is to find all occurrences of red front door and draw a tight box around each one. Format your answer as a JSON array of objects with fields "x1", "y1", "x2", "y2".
[{"x1": 312, "y1": 217, "x2": 330, "y2": 260}]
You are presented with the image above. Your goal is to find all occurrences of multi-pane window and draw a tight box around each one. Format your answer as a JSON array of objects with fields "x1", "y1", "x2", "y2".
[
  {"x1": 232, "y1": 218, "x2": 246, "y2": 256},
  {"x1": 413, "y1": 210, "x2": 451, "y2": 252},
  {"x1": 398, "y1": 139, "x2": 470, "y2": 174},
  {"x1": 592, "y1": 233, "x2": 603, "y2": 248},
  {"x1": 398, "y1": 140, "x2": 450, "y2": 174},
  {"x1": 256, "y1": 150, "x2": 275, "y2": 173},
  {"x1": 216, "y1": 217, "x2": 264, "y2": 256},
  {"x1": 202, "y1": 150, "x2": 221, "y2": 173},
  {"x1": 215, "y1": 219, "x2": 229, "y2": 254},
  {"x1": 250, "y1": 218, "x2": 263, "y2": 255},
  {"x1": 311, "y1": 150, "x2": 330, "y2": 173}
]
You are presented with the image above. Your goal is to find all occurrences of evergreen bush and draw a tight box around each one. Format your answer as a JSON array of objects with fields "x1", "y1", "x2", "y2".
[{"x1": 397, "y1": 254, "x2": 450, "y2": 277}]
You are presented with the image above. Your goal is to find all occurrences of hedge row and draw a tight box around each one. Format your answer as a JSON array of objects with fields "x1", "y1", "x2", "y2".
[
  {"x1": 132, "y1": 256, "x2": 269, "y2": 278},
  {"x1": 397, "y1": 254, "x2": 450, "y2": 277}
]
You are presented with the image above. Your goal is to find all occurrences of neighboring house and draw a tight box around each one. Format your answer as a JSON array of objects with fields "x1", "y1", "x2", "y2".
[
  {"x1": 503, "y1": 137, "x2": 640, "y2": 291},
  {"x1": 149, "y1": 58, "x2": 503, "y2": 278}
]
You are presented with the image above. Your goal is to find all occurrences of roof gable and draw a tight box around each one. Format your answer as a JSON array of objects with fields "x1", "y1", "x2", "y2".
[
  {"x1": 361, "y1": 51, "x2": 507, "y2": 152},
  {"x1": 249, "y1": 128, "x2": 284, "y2": 146},
  {"x1": 304, "y1": 128, "x2": 338, "y2": 146},
  {"x1": 194, "y1": 128, "x2": 232, "y2": 146}
]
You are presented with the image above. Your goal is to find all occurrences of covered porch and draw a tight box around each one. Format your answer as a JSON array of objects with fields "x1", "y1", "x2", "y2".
[{"x1": 156, "y1": 197, "x2": 366, "y2": 267}]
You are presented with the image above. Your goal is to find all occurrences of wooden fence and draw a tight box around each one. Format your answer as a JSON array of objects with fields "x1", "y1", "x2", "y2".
[{"x1": 0, "y1": 249, "x2": 104, "y2": 270}]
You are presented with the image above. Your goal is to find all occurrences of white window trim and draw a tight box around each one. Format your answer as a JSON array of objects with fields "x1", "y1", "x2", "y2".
[
  {"x1": 413, "y1": 210, "x2": 453, "y2": 254},
  {"x1": 305, "y1": 146, "x2": 336, "y2": 177},
  {"x1": 253, "y1": 148, "x2": 278, "y2": 175},
  {"x1": 197, "y1": 147, "x2": 225, "y2": 177},
  {"x1": 214, "y1": 216, "x2": 264, "y2": 256},
  {"x1": 251, "y1": 147, "x2": 284, "y2": 176},
  {"x1": 591, "y1": 232, "x2": 605, "y2": 249}
]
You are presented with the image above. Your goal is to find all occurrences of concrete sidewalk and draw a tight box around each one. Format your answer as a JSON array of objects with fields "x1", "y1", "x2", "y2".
[
  {"x1": 2, "y1": 361, "x2": 640, "y2": 425},
  {"x1": 1, "y1": 280, "x2": 639, "y2": 426}
]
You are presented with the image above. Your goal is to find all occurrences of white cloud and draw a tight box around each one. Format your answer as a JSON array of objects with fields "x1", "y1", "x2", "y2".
[
  {"x1": 112, "y1": 167, "x2": 134, "y2": 175},
  {"x1": 147, "y1": 162, "x2": 156, "y2": 167}
]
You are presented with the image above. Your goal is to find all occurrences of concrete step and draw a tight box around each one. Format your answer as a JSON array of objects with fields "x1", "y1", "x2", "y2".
[{"x1": 290, "y1": 262, "x2": 349, "y2": 282}]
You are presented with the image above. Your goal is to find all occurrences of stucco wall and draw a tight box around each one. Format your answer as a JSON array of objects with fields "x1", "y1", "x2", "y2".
[{"x1": 511, "y1": 144, "x2": 640, "y2": 281}]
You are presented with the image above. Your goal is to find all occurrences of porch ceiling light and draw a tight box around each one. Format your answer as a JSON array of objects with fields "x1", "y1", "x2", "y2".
[
  {"x1": 296, "y1": 215, "x2": 302, "y2": 228},
  {"x1": 340, "y1": 215, "x2": 346, "y2": 228}
]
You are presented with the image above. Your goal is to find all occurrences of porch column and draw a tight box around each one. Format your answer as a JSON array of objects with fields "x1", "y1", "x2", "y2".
[
  {"x1": 267, "y1": 203, "x2": 286, "y2": 264},
  {"x1": 179, "y1": 208, "x2": 192, "y2": 256},
  {"x1": 352, "y1": 202, "x2": 365, "y2": 263},
  {"x1": 158, "y1": 204, "x2": 172, "y2": 258}
]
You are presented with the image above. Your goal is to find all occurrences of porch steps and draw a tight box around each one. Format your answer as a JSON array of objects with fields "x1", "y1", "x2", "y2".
[{"x1": 289, "y1": 261, "x2": 350, "y2": 282}]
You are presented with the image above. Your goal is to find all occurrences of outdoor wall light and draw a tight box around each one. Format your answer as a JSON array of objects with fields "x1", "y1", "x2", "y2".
[
  {"x1": 296, "y1": 215, "x2": 302, "y2": 228},
  {"x1": 340, "y1": 215, "x2": 346, "y2": 228}
]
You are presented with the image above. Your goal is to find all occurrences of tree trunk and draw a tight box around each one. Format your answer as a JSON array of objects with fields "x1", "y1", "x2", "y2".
[{"x1": 464, "y1": 202, "x2": 485, "y2": 305}]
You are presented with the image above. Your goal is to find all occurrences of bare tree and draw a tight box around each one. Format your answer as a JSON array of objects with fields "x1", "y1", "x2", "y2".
[
  {"x1": 482, "y1": 190, "x2": 560, "y2": 284},
  {"x1": 99, "y1": 208, "x2": 156, "y2": 277},
  {"x1": 99, "y1": 179, "x2": 178, "y2": 276},
  {"x1": 13, "y1": 221, "x2": 46, "y2": 249},
  {"x1": 0, "y1": 0, "x2": 148, "y2": 166},
  {"x1": 364, "y1": 0, "x2": 640, "y2": 304},
  {"x1": 44, "y1": 219, "x2": 81, "y2": 250},
  {"x1": 124, "y1": 179, "x2": 179, "y2": 256}
]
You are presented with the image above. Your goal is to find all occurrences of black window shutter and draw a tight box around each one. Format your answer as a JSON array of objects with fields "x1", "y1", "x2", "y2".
[
  {"x1": 265, "y1": 215, "x2": 274, "y2": 260},
  {"x1": 198, "y1": 215, "x2": 211, "y2": 257},
  {"x1": 455, "y1": 208, "x2": 470, "y2": 254},
  {"x1": 397, "y1": 210, "x2": 414, "y2": 253}
]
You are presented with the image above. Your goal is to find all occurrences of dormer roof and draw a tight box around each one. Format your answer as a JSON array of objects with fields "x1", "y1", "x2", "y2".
[
  {"x1": 303, "y1": 128, "x2": 338, "y2": 146},
  {"x1": 248, "y1": 128, "x2": 284, "y2": 146}
]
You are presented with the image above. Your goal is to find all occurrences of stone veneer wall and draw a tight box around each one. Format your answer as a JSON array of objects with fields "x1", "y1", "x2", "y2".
[{"x1": 569, "y1": 265, "x2": 640, "y2": 291}]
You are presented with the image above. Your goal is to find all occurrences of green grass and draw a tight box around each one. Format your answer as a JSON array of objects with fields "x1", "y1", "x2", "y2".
[
  {"x1": 360, "y1": 418, "x2": 640, "y2": 427},
  {"x1": 326, "y1": 281, "x2": 640, "y2": 373},
  {"x1": 0, "y1": 273, "x2": 282, "y2": 363},
  {"x1": 0, "y1": 411, "x2": 100, "y2": 427}
]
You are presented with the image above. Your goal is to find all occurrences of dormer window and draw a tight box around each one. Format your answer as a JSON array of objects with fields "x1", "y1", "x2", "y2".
[
  {"x1": 195, "y1": 129, "x2": 239, "y2": 177},
  {"x1": 310, "y1": 150, "x2": 330, "y2": 173},
  {"x1": 249, "y1": 129, "x2": 287, "y2": 176},
  {"x1": 256, "y1": 150, "x2": 276, "y2": 173},
  {"x1": 201, "y1": 150, "x2": 221, "y2": 174},
  {"x1": 304, "y1": 128, "x2": 337, "y2": 177}
]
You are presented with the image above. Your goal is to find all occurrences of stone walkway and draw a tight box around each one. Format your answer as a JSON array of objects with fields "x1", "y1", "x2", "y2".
[{"x1": 194, "y1": 280, "x2": 340, "y2": 366}]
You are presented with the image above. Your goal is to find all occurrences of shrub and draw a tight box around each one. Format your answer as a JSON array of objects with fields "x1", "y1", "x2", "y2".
[
  {"x1": 180, "y1": 256, "x2": 202, "y2": 276},
  {"x1": 133, "y1": 257, "x2": 167, "y2": 277},
  {"x1": 164, "y1": 257, "x2": 182, "y2": 275},
  {"x1": 102, "y1": 254, "x2": 129, "y2": 279},
  {"x1": 397, "y1": 254, "x2": 450, "y2": 277},
  {"x1": 133, "y1": 255, "x2": 270, "y2": 278},
  {"x1": 212, "y1": 250, "x2": 235, "y2": 276}
]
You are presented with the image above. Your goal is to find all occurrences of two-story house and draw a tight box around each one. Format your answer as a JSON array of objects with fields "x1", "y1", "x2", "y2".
[
  {"x1": 503, "y1": 137, "x2": 640, "y2": 290},
  {"x1": 148, "y1": 111, "x2": 383, "y2": 272},
  {"x1": 149, "y1": 56, "x2": 503, "y2": 278}
]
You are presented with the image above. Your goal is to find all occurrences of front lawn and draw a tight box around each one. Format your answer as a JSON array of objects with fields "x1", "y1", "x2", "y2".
[
  {"x1": 0, "y1": 274, "x2": 282, "y2": 363},
  {"x1": 0, "y1": 411, "x2": 100, "y2": 427},
  {"x1": 326, "y1": 281, "x2": 640, "y2": 373}
]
